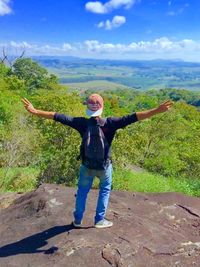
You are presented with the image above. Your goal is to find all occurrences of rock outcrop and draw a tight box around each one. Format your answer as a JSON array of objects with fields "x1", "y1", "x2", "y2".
[{"x1": 0, "y1": 183, "x2": 200, "y2": 267}]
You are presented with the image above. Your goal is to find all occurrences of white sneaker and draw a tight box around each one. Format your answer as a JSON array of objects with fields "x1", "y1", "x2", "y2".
[
  {"x1": 72, "y1": 221, "x2": 82, "y2": 228},
  {"x1": 95, "y1": 219, "x2": 113, "y2": 229}
]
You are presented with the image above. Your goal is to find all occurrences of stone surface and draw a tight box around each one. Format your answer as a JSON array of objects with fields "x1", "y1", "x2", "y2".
[
  {"x1": 0, "y1": 183, "x2": 200, "y2": 267},
  {"x1": 0, "y1": 192, "x2": 25, "y2": 209}
]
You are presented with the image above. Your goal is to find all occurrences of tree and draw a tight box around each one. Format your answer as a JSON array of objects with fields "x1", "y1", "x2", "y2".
[
  {"x1": 0, "y1": 63, "x2": 10, "y2": 78},
  {"x1": 28, "y1": 90, "x2": 85, "y2": 186},
  {"x1": 12, "y1": 58, "x2": 57, "y2": 93}
]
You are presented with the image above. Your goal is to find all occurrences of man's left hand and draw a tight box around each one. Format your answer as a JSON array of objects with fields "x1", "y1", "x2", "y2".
[{"x1": 157, "y1": 100, "x2": 174, "y2": 113}]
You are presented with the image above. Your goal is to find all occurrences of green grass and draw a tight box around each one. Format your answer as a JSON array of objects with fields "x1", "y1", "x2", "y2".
[
  {"x1": 0, "y1": 167, "x2": 40, "y2": 193},
  {"x1": 93, "y1": 167, "x2": 200, "y2": 197},
  {"x1": 1, "y1": 167, "x2": 199, "y2": 197}
]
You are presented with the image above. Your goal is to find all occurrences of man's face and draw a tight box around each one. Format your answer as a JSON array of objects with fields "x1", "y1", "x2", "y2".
[{"x1": 86, "y1": 94, "x2": 104, "y2": 117}]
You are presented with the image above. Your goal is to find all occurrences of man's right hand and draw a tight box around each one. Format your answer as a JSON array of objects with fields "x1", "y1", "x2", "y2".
[
  {"x1": 21, "y1": 98, "x2": 55, "y2": 119},
  {"x1": 21, "y1": 98, "x2": 38, "y2": 115}
]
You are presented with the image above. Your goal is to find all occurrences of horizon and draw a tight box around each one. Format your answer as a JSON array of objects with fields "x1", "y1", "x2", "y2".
[
  {"x1": 7, "y1": 54, "x2": 200, "y2": 65},
  {"x1": 1, "y1": 0, "x2": 200, "y2": 62}
]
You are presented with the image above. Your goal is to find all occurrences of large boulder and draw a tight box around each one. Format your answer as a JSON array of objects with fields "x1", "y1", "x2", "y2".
[{"x1": 0, "y1": 183, "x2": 200, "y2": 267}]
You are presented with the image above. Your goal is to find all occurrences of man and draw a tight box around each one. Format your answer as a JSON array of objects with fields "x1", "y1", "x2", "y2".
[{"x1": 22, "y1": 94, "x2": 173, "y2": 229}]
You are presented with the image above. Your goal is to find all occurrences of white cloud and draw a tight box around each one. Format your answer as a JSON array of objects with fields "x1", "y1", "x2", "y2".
[
  {"x1": 62, "y1": 43, "x2": 73, "y2": 51},
  {"x1": 106, "y1": 0, "x2": 136, "y2": 9},
  {"x1": 1, "y1": 38, "x2": 200, "y2": 61},
  {"x1": 83, "y1": 38, "x2": 200, "y2": 61},
  {"x1": 167, "y1": 3, "x2": 189, "y2": 16},
  {"x1": 85, "y1": 2, "x2": 107, "y2": 14},
  {"x1": 85, "y1": 0, "x2": 138, "y2": 14},
  {"x1": 0, "y1": 0, "x2": 12, "y2": 16},
  {"x1": 97, "y1": 15, "x2": 126, "y2": 30},
  {"x1": 0, "y1": 41, "x2": 75, "y2": 56},
  {"x1": 10, "y1": 41, "x2": 35, "y2": 49},
  {"x1": 84, "y1": 40, "x2": 116, "y2": 52}
]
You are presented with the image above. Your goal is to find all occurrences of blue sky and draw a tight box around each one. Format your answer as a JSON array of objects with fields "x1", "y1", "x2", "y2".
[{"x1": 0, "y1": 0, "x2": 200, "y2": 61}]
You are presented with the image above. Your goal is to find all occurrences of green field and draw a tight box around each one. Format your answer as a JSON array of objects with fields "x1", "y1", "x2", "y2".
[
  {"x1": 37, "y1": 57, "x2": 200, "y2": 91},
  {"x1": 64, "y1": 80, "x2": 132, "y2": 91}
]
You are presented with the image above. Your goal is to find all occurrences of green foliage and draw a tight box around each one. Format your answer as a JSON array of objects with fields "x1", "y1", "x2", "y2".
[
  {"x1": 11, "y1": 58, "x2": 58, "y2": 93},
  {"x1": 0, "y1": 58, "x2": 199, "y2": 196},
  {"x1": 28, "y1": 90, "x2": 85, "y2": 186},
  {"x1": 147, "y1": 88, "x2": 200, "y2": 107},
  {"x1": 0, "y1": 167, "x2": 40, "y2": 192},
  {"x1": 5, "y1": 75, "x2": 26, "y2": 91},
  {"x1": 112, "y1": 102, "x2": 200, "y2": 179},
  {"x1": 0, "y1": 63, "x2": 10, "y2": 78},
  {"x1": 0, "y1": 89, "x2": 23, "y2": 125}
]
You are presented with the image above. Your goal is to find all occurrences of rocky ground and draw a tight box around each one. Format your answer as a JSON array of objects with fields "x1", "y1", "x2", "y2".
[{"x1": 0, "y1": 183, "x2": 200, "y2": 267}]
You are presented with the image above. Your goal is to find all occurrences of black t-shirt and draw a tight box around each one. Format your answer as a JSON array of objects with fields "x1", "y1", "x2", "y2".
[{"x1": 53, "y1": 112, "x2": 138, "y2": 160}]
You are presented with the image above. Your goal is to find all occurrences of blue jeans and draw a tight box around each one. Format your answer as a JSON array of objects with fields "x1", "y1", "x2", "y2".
[{"x1": 73, "y1": 164, "x2": 112, "y2": 224}]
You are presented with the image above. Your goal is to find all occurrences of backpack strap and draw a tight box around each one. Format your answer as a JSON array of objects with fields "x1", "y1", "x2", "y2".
[{"x1": 97, "y1": 118, "x2": 106, "y2": 127}]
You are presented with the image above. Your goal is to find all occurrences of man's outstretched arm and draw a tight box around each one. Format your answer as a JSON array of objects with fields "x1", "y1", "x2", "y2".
[
  {"x1": 21, "y1": 98, "x2": 55, "y2": 119},
  {"x1": 136, "y1": 100, "x2": 173, "y2": 121}
]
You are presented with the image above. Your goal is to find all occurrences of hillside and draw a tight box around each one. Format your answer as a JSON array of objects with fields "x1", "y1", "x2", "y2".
[
  {"x1": 0, "y1": 183, "x2": 200, "y2": 267},
  {"x1": 1, "y1": 58, "x2": 200, "y2": 195}
]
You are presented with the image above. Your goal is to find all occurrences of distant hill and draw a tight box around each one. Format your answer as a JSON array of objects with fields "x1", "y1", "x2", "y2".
[
  {"x1": 33, "y1": 56, "x2": 200, "y2": 68},
  {"x1": 32, "y1": 56, "x2": 200, "y2": 91}
]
